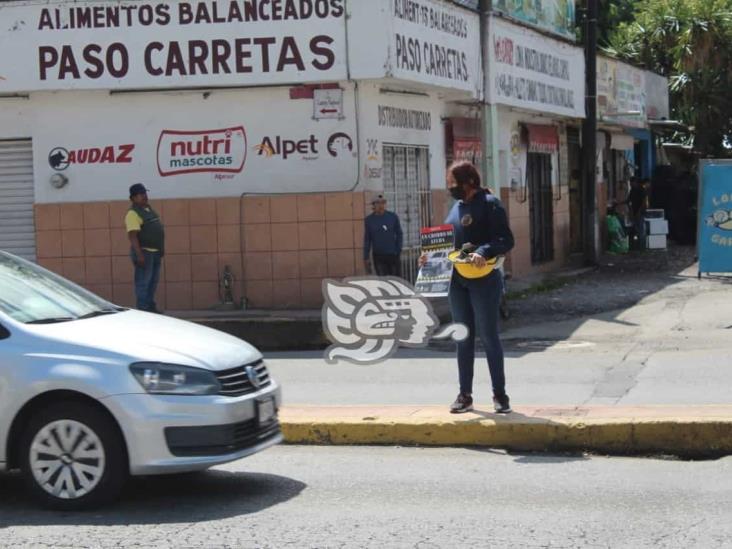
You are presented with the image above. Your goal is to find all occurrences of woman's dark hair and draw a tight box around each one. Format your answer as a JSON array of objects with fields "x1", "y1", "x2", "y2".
[{"x1": 448, "y1": 161, "x2": 481, "y2": 188}]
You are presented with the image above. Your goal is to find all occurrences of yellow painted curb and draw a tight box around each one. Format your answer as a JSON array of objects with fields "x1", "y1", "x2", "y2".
[{"x1": 279, "y1": 406, "x2": 732, "y2": 457}]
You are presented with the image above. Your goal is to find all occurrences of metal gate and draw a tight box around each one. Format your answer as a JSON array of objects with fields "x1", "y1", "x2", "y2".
[
  {"x1": 0, "y1": 140, "x2": 36, "y2": 261},
  {"x1": 382, "y1": 145, "x2": 432, "y2": 283},
  {"x1": 528, "y1": 152, "x2": 554, "y2": 264}
]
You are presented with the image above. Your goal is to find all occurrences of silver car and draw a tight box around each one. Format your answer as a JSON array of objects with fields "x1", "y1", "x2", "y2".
[{"x1": 0, "y1": 251, "x2": 282, "y2": 510}]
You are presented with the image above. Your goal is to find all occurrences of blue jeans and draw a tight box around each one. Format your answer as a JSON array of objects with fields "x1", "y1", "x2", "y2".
[
  {"x1": 448, "y1": 270, "x2": 506, "y2": 397},
  {"x1": 131, "y1": 249, "x2": 162, "y2": 311}
]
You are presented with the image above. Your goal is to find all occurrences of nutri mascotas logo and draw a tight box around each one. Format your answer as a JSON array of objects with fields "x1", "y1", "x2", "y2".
[{"x1": 157, "y1": 126, "x2": 247, "y2": 177}]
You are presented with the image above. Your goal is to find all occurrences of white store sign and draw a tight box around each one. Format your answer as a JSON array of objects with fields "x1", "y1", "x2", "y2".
[
  {"x1": 389, "y1": 0, "x2": 481, "y2": 93},
  {"x1": 31, "y1": 85, "x2": 358, "y2": 203},
  {"x1": 0, "y1": 0, "x2": 347, "y2": 93},
  {"x1": 611, "y1": 62, "x2": 646, "y2": 128},
  {"x1": 348, "y1": 0, "x2": 482, "y2": 96},
  {"x1": 486, "y1": 17, "x2": 585, "y2": 118},
  {"x1": 597, "y1": 57, "x2": 647, "y2": 128}
]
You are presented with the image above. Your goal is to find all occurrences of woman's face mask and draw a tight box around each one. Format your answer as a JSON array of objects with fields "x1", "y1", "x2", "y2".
[
  {"x1": 448, "y1": 185, "x2": 466, "y2": 200},
  {"x1": 447, "y1": 172, "x2": 466, "y2": 200}
]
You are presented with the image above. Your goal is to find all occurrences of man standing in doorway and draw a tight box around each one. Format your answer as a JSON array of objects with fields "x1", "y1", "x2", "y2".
[
  {"x1": 364, "y1": 195, "x2": 403, "y2": 277},
  {"x1": 126, "y1": 183, "x2": 165, "y2": 313},
  {"x1": 625, "y1": 177, "x2": 647, "y2": 247}
]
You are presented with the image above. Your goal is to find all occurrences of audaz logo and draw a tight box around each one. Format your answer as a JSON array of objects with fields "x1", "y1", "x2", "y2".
[
  {"x1": 48, "y1": 144, "x2": 134, "y2": 171},
  {"x1": 157, "y1": 126, "x2": 247, "y2": 177},
  {"x1": 322, "y1": 277, "x2": 468, "y2": 364}
]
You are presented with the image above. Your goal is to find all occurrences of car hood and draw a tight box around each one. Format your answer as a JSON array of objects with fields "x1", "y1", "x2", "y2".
[{"x1": 23, "y1": 310, "x2": 262, "y2": 371}]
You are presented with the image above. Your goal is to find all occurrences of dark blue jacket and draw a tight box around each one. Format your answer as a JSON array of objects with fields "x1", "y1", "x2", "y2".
[
  {"x1": 364, "y1": 211, "x2": 403, "y2": 259},
  {"x1": 444, "y1": 189, "x2": 514, "y2": 259}
]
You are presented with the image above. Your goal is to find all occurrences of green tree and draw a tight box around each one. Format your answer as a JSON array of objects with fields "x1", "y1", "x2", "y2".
[
  {"x1": 597, "y1": 0, "x2": 636, "y2": 46},
  {"x1": 605, "y1": 0, "x2": 732, "y2": 156}
]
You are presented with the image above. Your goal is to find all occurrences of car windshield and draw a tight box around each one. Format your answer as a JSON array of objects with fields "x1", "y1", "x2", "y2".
[{"x1": 0, "y1": 252, "x2": 123, "y2": 324}]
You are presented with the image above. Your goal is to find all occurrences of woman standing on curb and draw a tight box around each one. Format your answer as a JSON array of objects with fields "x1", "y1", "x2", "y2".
[{"x1": 423, "y1": 161, "x2": 515, "y2": 414}]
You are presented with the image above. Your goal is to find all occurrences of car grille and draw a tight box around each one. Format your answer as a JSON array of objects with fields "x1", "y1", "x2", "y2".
[
  {"x1": 165, "y1": 418, "x2": 281, "y2": 457},
  {"x1": 215, "y1": 359, "x2": 271, "y2": 397}
]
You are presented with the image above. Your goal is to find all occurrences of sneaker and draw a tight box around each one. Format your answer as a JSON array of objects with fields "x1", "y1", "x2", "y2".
[
  {"x1": 493, "y1": 394, "x2": 512, "y2": 414},
  {"x1": 450, "y1": 393, "x2": 474, "y2": 414}
]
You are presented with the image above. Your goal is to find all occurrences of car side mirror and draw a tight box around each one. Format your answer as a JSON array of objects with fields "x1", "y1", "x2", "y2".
[{"x1": 0, "y1": 323, "x2": 9, "y2": 340}]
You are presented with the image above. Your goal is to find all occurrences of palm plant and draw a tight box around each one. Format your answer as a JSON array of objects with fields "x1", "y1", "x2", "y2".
[{"x1": 605, "y1": 0, "x2": 732, "y2": 156}]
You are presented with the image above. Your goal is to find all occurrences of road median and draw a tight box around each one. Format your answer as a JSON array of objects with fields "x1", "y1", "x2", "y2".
[{"x1": 279, "y1": 405, "x2": 732, "y2": 458}]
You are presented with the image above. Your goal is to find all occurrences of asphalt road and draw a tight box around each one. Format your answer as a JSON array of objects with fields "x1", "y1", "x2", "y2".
[
  {"x1": 264, "y1": 269, "x2": 732, "y2": 408},
  {"x1": 1, "y1": 446, "x2": 730, "y2": 548}
]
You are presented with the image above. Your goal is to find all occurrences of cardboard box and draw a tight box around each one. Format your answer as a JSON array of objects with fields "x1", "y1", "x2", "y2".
[
  {"x1": 645, "y1": 218, "x2": 669, "y2": 235},
  {"x1": 646, "y1": 235, "x2": 667, "y2": 249},
  {"x1": 645, "y1": 209, "x2": 665, "y2": 219}
]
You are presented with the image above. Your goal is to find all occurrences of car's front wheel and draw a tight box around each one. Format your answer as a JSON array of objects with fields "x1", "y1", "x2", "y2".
[{"x1": 20, "y1": 401, "x2": 127, "y2": 510}]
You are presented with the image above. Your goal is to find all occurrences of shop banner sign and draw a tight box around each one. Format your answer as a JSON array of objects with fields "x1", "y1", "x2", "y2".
[
  {"x1": 492, "y1": 0, "x2": 576, "y2": 40},
  {"x1": 0, "y1": 0, "x2": 347, "y2": 92},
  {"x1": 698, "y1": 160, "x2": 732, "y2": 275},
  {"x1": 487, "y1": 17, "x2": 585, "y2": 118},
  {"x1": 387, "y1": 0, "x2": 482, "y2": 94},
  {"x1": 597, "y1": 57, "x2": 647, "y2": 128},
  {"x1": 348, "y1": 0, "x2": 481, "y2": 95}
]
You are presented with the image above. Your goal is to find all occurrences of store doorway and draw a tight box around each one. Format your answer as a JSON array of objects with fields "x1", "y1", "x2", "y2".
[
  {"x1": 382, "y1": 144, "x2": 432, "y2": 283},
  {"x1": 567, "y1": 128, "x2": 583, "y2": 253},
  {"x1": 527, "y1": 152, "x2": 554, "y2": 264}
]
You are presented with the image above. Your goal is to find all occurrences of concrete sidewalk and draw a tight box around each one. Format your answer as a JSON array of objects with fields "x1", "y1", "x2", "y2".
[{"x1": 268, "y1": 268, "x2": 732, "y2": 456}]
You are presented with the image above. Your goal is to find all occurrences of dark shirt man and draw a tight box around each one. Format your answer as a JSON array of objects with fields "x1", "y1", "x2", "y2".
[
  {"x1": 627, "y1": 178, "x2": 647, "y2": 217},
  {"x1": 363, "y1": 195, "x2": 403, "y2": 276},
  {"x1": 125, "y1": 183, "x2": 165, "y2": 312}
]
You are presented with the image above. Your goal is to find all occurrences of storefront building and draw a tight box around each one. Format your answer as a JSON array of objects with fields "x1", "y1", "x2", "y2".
[
  {"x1": 484, "y1": 14, "x2": 585, "y2": 276},
  {"x1": 0, "y1": 0, "x2": 481, "y2": 309},
  {"x1": 595, "y1": 56, "x2": 669, "y2": 241}
]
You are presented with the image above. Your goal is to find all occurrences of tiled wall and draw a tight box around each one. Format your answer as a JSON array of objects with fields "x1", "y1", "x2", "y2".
[
  {"x1": 500, "y1": 185, "x2": 572, "y2": 278},
  {"x1": 34, "y1": 186, "x2": 584, "y2": 310},
  {"x1": 35, "y1": 192, "x2": 371, "y2": 311}
]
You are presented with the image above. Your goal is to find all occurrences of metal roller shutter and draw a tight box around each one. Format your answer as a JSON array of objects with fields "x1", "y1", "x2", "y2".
[{"x1": 0, "y1": 140, "x2": 36, "y2": 261}]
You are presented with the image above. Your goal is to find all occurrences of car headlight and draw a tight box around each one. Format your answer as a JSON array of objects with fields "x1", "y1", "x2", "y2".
[{"x1": 129, "y1": 363, "x2": 221, "y2": 395}]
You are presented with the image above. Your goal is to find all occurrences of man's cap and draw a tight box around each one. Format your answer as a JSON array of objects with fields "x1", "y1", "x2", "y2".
[
  {"x1": 129, "y1": 183, "x2": 149, "y2": 196},
  {"x1": 371, "y1": 194, "x2": 386, "y2": 205}
]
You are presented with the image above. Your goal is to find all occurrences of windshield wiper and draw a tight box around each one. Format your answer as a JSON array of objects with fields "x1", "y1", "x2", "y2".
[
  {"x1": 26, "y1": 317, "x2": 74, "y2": 325},
  {"x1": 77, "y1": 308, "x2": 124, "y2": 320},
  {"x1": 26, "y1": 308, "x2": 124, "y2": 324}
]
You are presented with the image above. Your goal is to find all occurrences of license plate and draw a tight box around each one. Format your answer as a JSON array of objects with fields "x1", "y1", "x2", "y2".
[{"x1": 257, "y1": 398, "x2": 276, "y2": 426}]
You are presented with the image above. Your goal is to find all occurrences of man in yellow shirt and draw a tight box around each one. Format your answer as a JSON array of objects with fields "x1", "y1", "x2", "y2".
[{"x1": 125, "y1": 183, "x2": 165, "y2": 313}]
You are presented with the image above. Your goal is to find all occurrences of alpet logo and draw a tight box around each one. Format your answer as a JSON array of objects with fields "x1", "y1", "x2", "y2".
[
  {"x1": 255, "y1": 135, "x2": 319, "y2": 160},
  {"x1": 322, "y1": 277, "x2": 468, "y2": 364},
  {"x1": 157, "y1": 126, "x2": 247, "y2": 177}
]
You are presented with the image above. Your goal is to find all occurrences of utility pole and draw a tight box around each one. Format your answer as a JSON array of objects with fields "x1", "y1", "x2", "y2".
[
  {"x1": 582, "y1": 0, "x2": 598, "y2": 265},
  {"x1": 478, "y1": 0, "x2": 498, "y2": 188}
]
